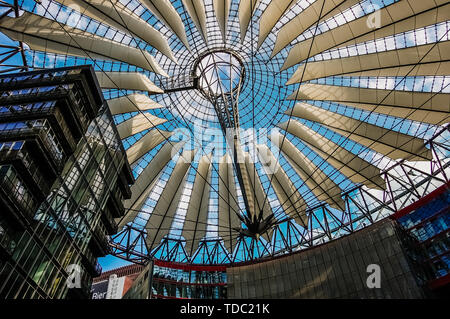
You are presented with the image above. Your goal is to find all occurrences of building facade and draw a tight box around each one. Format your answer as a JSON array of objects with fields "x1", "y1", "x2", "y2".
[
  {"x1": 392, "y1": 182, "x2": 450, "y2": 297},
  {"x1": 123, "y1": 260, "x2": 227, "y2": 299},
  {"x1": 91, "y1": 264, "x2": 143, "y2": 299},
  {"x1": 0, "y1": 66, "x2": 133, "y2": 298}
]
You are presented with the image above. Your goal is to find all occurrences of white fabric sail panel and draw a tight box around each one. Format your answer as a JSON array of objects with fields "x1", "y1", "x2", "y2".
[
  {"x1": 289, "y1": 61, "x2": 450, "y2": 84},
  {"x1": 182, "y1": 0, "x2": 208, "y2": 42},
  {"x1": 339, "y1": 61, "x2": 450, "y2": 79},
  {"x1": 235, "y1": 145, "x2": 272, "y2": 222},
  {"x1": 53, "y1": 0, "x2": 176, "y2": 62},
  {"x1": 271, "y1": 0, "x2": 359, "y2": 57},
  {"x1": 269, "y1": 131, "x2": 345, "y2": 211},
  {"x1": 0, "y1": 12, "x2": 167, "y2": 76},
  {"x1": 235, "y1": 148, "x2": 257, "y2": 220},
  {"x1": 336, "y1": 2, "x2": 450, "y2": 50},
  {"x1": 119, "y1": 141, "x2": 185, "y2": 227},
  {"x1": 126, "y1": 129, "x2": 173, "y2": 164},
  {"x1": 289, "y1": 103, "x2": 433, "y2": 161},
  {"x1": 145, "y1": 149, "x2": 196, "y2": 251},
  {"x1": 286, "y1": 83, "x2": 450, "y2": 116},
  {"x1": 238, "y1": 0, "x2": 260, "y2": 43},
  {"x1": 257, "y1": 0, "x2": 297, "y2": 49},
  {"x1": 282, "y1": 0, "x2": 447, "y2": 70},
  {"x1": 287, "y1": 41, "x2": 450, "y2": 84},
  {"x1": 243, "y1": 151, "x2": 274, "y2": 221},
  {"x1": 182, "y1": 154, "x2": 212, "y2": 256},
  {"x1": 278, "y1": 120, "x2": 386, "y2": 190},
  {"x1": 213, "y1": 0, "x2": 231, "y2": 41},
  {"x1": 218, "y1": 154, "x2": 241, "y2": 254},
  {"x1": 107, "y1": 94, "x2": 163, "y2": 115},
  {"x1": 117, "y1": 170, "x2": 162, "y2": 228},
  {"x1": 95, "y1": 72, "x2": 163, "y2": 93},
  {"x1": 238, "y1": 150, "x2": 274, "y2": 242},
  {"x1": 256, "y1": 144, "x2": 308, "y2": 227},
  {"x1": 117, "y1": 113, "x2": 167, "y2": 139},
  {"x1": 140, "y1": 0, "x2": 190, "y2": 50},
  {"x1": 336, "y1": 101, "x2": 449, "y2": 126},
  {"x1": 286, "y1": 1, "x2": 450, "y2": 83}
]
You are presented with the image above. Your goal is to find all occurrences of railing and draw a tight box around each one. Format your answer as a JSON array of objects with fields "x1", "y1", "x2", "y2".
[
  {"x1": 0, "y1": 119, "x2": 66, "y2": 171},
  {"x1": 0, "y1": 164, "x2": 39, "y2": 223},
  {"x1": 154, "y1": 74, "x2": 197, "y2": 93},
  {"x1": 0, "y1": 141, "x2": 53, "y2": 195}
]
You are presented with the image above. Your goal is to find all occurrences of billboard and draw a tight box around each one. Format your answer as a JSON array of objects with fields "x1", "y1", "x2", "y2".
[
  {"x1": 91, "y1": 275, "x2": 134, "y2": 299},
  {"x1": 91, "y1": 280, "x2": 108, "y2": 299}
]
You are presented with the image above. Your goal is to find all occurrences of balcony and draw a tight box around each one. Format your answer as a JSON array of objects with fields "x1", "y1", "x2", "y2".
[
  {"x1": 0, "y1": 140, "x2": 53, "y2": 200},
  {"x1": 0, "y1": 165, "x2": 39, "y2": 229},
  {"x1": 0, "y1": 119, "x2": 67, "y2": 176},
  {"x1": 0, "y1": 84, "x2": 94, "y2": 140},
  {"x1": 0, "y1": 66, "x2": 102, "y2": 121},
  {"x1": 1, "y1": 102, "x2": 78, "y2": 154}
]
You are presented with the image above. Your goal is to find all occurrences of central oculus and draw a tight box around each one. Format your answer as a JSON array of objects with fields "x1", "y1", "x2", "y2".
[{"x1": 194, "y1": 50, "x2": 245, "y2": 98}]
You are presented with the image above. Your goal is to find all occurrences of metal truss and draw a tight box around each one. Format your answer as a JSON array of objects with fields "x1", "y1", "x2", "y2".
[
  {"x1": 194, "y1": 50, "x2": 244, "y2": 130},
  {"x1": 154, "y1": 72, "x2": 197, "y2": 94},
  {"x1": 0, "y1": 0, "x2": 28, "y2": 73},
  {"x1": 110, "y1": 125, "x2": 450, "y2": 265}
]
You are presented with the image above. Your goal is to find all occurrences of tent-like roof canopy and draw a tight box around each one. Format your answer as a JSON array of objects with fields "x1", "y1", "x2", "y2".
[{"x1": 0, "y1": 0, "x2": 448, "y2": 264}]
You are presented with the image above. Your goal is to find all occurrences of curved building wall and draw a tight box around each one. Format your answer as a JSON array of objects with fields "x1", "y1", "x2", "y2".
[{"x1": 227, "y1": 219, "x2": 427, "y2": 299}]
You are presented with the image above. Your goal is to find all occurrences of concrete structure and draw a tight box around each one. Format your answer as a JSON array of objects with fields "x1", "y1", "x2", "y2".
[{"x1": 227, "y1": 219, "x2": 427, "y2": 299}]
